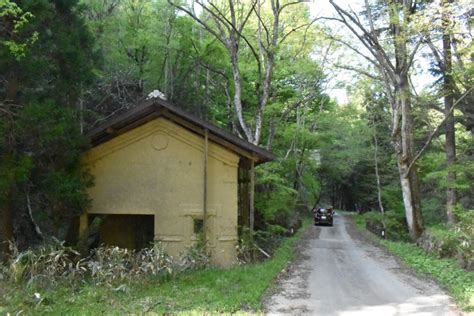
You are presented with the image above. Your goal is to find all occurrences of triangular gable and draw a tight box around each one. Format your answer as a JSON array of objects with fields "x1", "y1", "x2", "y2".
[{"x1": 87, "y1": 98, "x2": 275, "y2": 164}]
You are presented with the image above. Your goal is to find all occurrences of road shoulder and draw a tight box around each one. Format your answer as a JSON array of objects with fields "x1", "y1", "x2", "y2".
[
  {"x1": 262, "y1": 221, "x2": 318, "y2": 314},
  {"x1": 344, "y1": 213, "x2": 466, "y2": 315}
]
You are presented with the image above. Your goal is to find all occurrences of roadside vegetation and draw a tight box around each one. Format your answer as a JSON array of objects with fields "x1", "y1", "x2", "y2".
[
  {"x1": 1, "y1": 0, "x2": 473, "y2": 313},
  {"x1": 0, "y1": 222, "x2": 308, "y2": 314}
]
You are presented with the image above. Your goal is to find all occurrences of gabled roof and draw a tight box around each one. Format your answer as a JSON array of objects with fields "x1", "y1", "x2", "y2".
[{"x1": 87, "y1": 98, "x2": 276, "y2": 164}]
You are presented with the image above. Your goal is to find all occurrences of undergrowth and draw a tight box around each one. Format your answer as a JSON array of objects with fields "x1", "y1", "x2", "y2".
[{"x1": 0, "y1": 221, "x2": 309, "y2": 314}]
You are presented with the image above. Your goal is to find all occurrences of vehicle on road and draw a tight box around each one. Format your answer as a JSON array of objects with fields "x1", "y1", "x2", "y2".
[{"x1": 313, "y1": 207, "x2": 334, "y2": 226}]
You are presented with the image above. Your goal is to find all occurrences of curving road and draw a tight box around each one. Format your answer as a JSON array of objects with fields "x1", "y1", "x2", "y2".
[{"x1": 264, "y1": 214, "x2": 460, "y2": 316}]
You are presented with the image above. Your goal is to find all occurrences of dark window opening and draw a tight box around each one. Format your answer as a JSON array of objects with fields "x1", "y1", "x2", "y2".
[{"x1": 194, "y1": 218, "x2": 204, "y2": 234}]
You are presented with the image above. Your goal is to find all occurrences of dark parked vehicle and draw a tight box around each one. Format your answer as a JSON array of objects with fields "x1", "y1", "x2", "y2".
[{"x1": 313, "y1": 207, "x2": 334, "y2": 226}]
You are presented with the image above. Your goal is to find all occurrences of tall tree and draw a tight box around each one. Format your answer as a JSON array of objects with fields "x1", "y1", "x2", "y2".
[
  {"x1": 425, "y1": 0, "x2": 474, "y2": 222},
  {"x1": 1, "y1": 0, "x2": 96, "y2": 258},
  {"x1": 168, "y1": 0, "x2": 315, "y2": 231},
  {"x1": 441, "y1": 0, "x2": 457, "y2": 224},
  {"x1": 328, "y1": 0, "x2": 425, "y2": 239}
]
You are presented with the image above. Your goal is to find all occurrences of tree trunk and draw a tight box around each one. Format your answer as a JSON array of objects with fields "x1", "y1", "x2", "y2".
[
  {"x1": 442, "y1": 0, "x2": 457, "y2": 224},
  {"x1": 398, "y1": 163, "x2": 424, "y2": 239},
  {"x1": 395, "y1": 77, "x2": 424, "y2": 240},
  {"x1": 0, "y1": 187, "x2": 14, "y2": 261},
  {"x1": 389, "y1": 0, "x2": 424, "y2": 240},
  {"x1": 1, "y1": 74, "x2": 19, "y2": 261},
  {"x1": 373, "y1": 130, "x2": 385, "y2": 220},
  {"x1": 230, "y1": 48, "x2": 253, "y2": 143}
]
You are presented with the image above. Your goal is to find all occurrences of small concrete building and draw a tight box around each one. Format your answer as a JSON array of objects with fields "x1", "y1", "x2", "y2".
[{"x1": 79, "y1": 98, "x2": 274, "y2": 266}]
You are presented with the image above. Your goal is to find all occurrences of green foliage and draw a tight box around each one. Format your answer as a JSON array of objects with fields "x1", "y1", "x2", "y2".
[
  {"x1": 1, "y1": 226, "x2": 307, "y2": 314},
  {"x1": 256, "y1": 162, "x2": 298, "y2": 224},
  {"x1": 419, "y1": 225, "x2": 462, "y2": 258},
  {"x1": 316, "y1": 103, "x2": 380, "y2": 210},
  {"x1": 1, "y1": 0, "x2": 97, "y2": 104},
  {"x1": 1, "y1": 0, "x2": 97, "y2": 252},
  {"x1": 381, "y1": 182, "x2": 405, "y2": 214},
  {"x1": 382, "y1": 240, "x2": 474, "y2": 311},
  {"x1": 353, "y1": 214, "x2": 367, "y2": 230},
  {"x1": 360, "y1": 211, "x2": 409, "y2": 241},
  {"x1": 411, "y1": 206, "x2": 473, "y2": 268},
  {"x1": 14, "y1": 102, "x2": 93, "y2": 240},
  {"x1": 0, "y1": 0, "x2": 38, "y2": 59},
  {"x1": 177, "y1": 234, "x2": 211, "y2": 272}
]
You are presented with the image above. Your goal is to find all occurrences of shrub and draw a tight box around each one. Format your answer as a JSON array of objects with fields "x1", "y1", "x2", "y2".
[
  {"x1": 361, "y1": 211, "x2": 408, "y2": 241},
  {"x1": 176, "y1": 235, "x2": 210, "y2": 272},
  {"x1": 255, "y1": 161, "x2": 298, "y2": 229},
  {"x1": 418, "y1": 209, "x2": 473, "y2": 270},
  {"x1": 136, "y1": 244, "x2": 174, "y2": 276},
  {"x1": 87, "y1": 243, "x2": 174, "y2": 285},
  {"x1": 3, "y1": 241, "x2": 176, "y2": 289},
  {"x1": 87, "y1": 246, "x2": 136, "y2": 285},
  {"x1": 236, "y1": 228, "x2": 265, "y2": 264},
  {"x1": 235, "y1": 228, "x2": 282, "y2": 264},
  {"x1": 418, "y1": 226, "x2": 460, "y2": 258},
  {"x1": 5, "y1": 240, "x2": 85, "y2": 287},
  {"x1": 455, "y1": 208, "x2": 474, "y2": 270}
]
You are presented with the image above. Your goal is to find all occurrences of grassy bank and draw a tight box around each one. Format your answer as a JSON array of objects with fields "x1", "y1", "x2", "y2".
[
  {"x1": 351, "y1": 214, "x2": 474, "y2": 312},
  {"x1": 1, "y1": 223, "x2": 308, "y2": 315},
  {"x1": 381, "y1": 240, "x2": 474, "y2": 311}
]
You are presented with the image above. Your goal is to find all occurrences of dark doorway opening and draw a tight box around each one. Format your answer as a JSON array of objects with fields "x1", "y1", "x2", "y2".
[
  {"x1": 90, "y1": 214, "x2": 154, "y2": 250},
  {"x1": 238, "y1": 158, "x2": 251, "y2": 234}
]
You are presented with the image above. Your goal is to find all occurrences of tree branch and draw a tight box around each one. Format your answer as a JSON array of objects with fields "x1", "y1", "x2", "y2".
[
  {"x1": 279, "y1": 17, "x2": 321, "y2": 44},
  {"x1": 329, "y1": 0, "x2": 396, "y2": 74},
  {"x1": 335, "y1": 64, "x2": 383, "y2": 81},
  {"x1": 323, "y1": 34, "x2": 379, "y2": 67},
  {"x1": 167, "y1": 1, "x2": 226, "y2": 46},
  {"x1": 27, "y1": 191, "x2": 44, "y2": 240},
  {"x1": 406, "y1": 86, "x2": 473, "y2": 175}
]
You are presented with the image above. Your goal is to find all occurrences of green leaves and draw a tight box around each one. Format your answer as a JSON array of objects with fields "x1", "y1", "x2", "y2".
[
  {"x1": 256, "y1": 161, "x2": 298, "y2": 223},
  {"x1": 1, "y1": 102, "x2": 93, "y2": 240},
  {"x1": 0, "y1": 0, "x2": 38, "y2": 60}
]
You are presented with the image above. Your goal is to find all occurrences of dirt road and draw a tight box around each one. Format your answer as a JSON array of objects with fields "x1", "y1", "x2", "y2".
[{"x1": 264, "y1": 214, "x2": 460, "y2": 315}]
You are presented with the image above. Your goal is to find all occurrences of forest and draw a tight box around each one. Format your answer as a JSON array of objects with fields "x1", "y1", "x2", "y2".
[{"x1": 0, "y1": 0, "x2": 473, "y2": 312}]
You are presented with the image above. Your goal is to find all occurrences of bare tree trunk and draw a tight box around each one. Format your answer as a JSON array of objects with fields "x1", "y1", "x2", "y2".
[
  {"x1": 373, "y1": 130, "x2": 385, "y2": 218},
  {"x1": 389, "y1": 0, "x2": 424, "y2": 240},
  {"x1": 395, "y1": 77, "x2": 424, "y2": 240},
  {"x1": 204, "y1": 68, "x2": 210, "y2": 119},
  {"x1": 230, "y1": 49, "x2": 254, "y2": 143},
  {"x1": 442, "y1": 0, "x2": 457, "y2": 224}
]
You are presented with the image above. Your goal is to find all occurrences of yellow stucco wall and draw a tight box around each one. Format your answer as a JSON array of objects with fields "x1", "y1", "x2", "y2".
[{"x1": 82, "y1": 118, "x2": 240, "y2": 266}]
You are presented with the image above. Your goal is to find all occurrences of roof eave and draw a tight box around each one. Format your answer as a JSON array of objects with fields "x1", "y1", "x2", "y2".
[{"x1": 87, "y1": 99, "x2": 276, "y2": 164}]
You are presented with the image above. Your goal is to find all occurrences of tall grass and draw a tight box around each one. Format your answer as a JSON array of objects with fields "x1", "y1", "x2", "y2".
[{"x1": 1, "y1": 222, "x2": 308, "y2": 314}]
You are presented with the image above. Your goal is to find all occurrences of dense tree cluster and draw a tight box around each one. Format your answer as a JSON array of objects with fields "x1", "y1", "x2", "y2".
[{"x1": 1, "y1": 0, "x2": 472, "y2": 259}]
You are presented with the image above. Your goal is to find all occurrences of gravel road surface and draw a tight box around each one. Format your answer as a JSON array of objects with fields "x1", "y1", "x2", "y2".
[{"x1": 264, "y1": 214, "x2": 461, "y2": 316}]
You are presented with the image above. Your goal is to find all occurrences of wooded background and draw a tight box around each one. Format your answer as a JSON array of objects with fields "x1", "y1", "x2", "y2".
[{"x1": 1, "y1": 0, "x2": 472, "y2": 257}]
